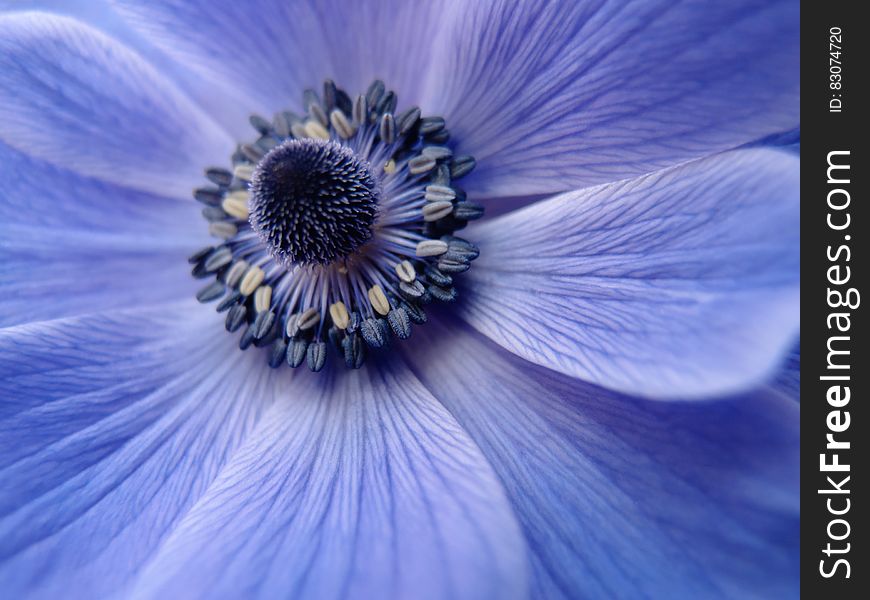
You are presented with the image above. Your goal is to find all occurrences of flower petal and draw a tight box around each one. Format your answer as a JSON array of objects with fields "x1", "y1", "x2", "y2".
[
  {"x1": 422, "y1": 0, "x2": 799, "y2": 197},
  {"x1": 0, "y1": 0, "x2": 259, "y2": 140},
  {"x1": 126, "y1": 361, "x2": 528, "y2": 600},
  {"x1": 403, "y1": 321, "x2": 799, "y2": 598},
  {"x1": 0, "y1": 142, "x2": 203, "y2": 328},
  {"x1": 771, "y1": 341, "x2": 800, "y2": 402},
  {"x1": 0, "y1": 12, "x2": 233, "y2": 197},
  {"x1": 110, "y1": 0, "x2": 454, "y2": 127},
  {"x1": 0, "y1": 302, "x2": 277, "y2": 598},
  {"x1": 460, "y1": 148, "x2": 799, "y2": 398}
]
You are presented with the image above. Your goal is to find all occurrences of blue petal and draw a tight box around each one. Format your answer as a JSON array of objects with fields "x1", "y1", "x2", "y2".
[
  {"x1": 771, "y1": 341, "x2": 800, "y2": 402},
  {"x1": 0, "y1": 302, "x2": 278, "y2": 598},
  {"x1": 0, "y1": 12, "x2": 233, "y2": 197},
  {"x1": 422, "y1": 0, "x2": 799, "y2": 197},
  {"x1": 110, "y1": 0, "x2": 454, "y2": 130},
  {"x1": 0, "y1": 141, "x2": 202, "y2": 328},
  {"x1": 0, "y1": 0, "x2": 118, "y2": 28},
  {"x1": 123, "y1": 362, "x2": 528, "y2": 600},
  {"x1": 460, "y1": 148, "x2": 799, "y2": 398},
  {"x1": 402, "y1": 320, "x2": 799, "y2": 599},
  {"x1": 0, "y1": 0, "x2": 258, "y2": 140}
]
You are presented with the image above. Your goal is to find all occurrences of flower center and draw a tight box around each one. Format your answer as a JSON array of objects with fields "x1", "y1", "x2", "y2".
[
  {"x1": 189, "y1": 79, "x2": 483, "y2": 372},
  {"x1": 249, "y1": 139, "x2": 379, "y2": 266}
]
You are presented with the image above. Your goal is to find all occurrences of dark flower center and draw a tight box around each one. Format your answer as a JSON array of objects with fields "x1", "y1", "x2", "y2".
[
  {"x1": 249, "y1": 139, "x2": 379, "y2": 266},
  {"x1": 189, "y1": 79, "x2": 483, "y2": 372}
]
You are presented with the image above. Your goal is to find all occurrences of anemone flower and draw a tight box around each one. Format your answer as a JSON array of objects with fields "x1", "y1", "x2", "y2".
[{"x1": 0, "y1": 1, "x2": 800, "y2": 598}]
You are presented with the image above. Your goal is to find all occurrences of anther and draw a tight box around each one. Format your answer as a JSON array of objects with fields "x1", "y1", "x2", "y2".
[
  {"x1": 437, "y1": 257, "x2": 471, "y2": 274},
  {"x1": 224, "y1": 260, "x2": 249, "y2": 287},
  {"x1": 298, "y1": 307, "x2": 320, "y2": 330},
  {"x1": 376, "y1": 91, "x2": 397, "y2": 115},
  {"x1": 254, "y1": 285, "x2": 272, "y2": 312},
  {"x1": 329, "y1": 302, "x2": 350, "y2": 329},
  {"x1": 424, "y1": 265, "x2": 452, "y2": 287},
  {"x1": 353, "y1": 94, "x2": 367, "y2": 125},
  {"x1": 273, "y1": 113, "x2": 292, "y2": 138},
  {"x1": 269, "y1": 339, "x2": 288, "y2": 368},
  {"x1": 222, "y1": 195, "x2": 249, "y2": 220},
  {"x1": 239, "y1": 324, "x2": 256, "y2": 350},
  {"x1": 233, "y1": 164, "x2": 254, "y2": 181},
  {"x1": 422, "y1": 146, "x2": 452, "y2": 161},
  {"x1": 197, "y1": 280, "x2": 225, "y2": 302},
  {"x1": 226, "y1": 304, "x2": 247, "y2": 332},
  {"x1": 307, "y1": 342, "x2": 327, "y2": 372},
  {"x1": 416, "y1": 240, "x2": 449, "y2": 257},
  {"x1": 396, "y1": 106, "x2": 421, "y2": 135},
  {"x1": 453, "y1": 201, "x2": 485, "y2": 220},
  {"x1": 388, "y1": 308, "x2": 411, "y2": 339},
  {"x1": 188, "y1": 246, "x2": 214, "y2": 264},
  {"x1": 380, "y1": 113, "x2": 395, "y2": 144},
  {"x1": 423, "y1": 201, "x2": 454, "y2": 222},
  {"x1": 395, "y1": 260, "x2": 416, "y2": 283},
  {"x1": 368, "y1": 285, "x2": 390, "y2": 316},
  {"x1": 241, "y1": 143, "x2": 265, "y2": 162},
  {"x1": 194, "y1": 187, "x2": 222, "y2": 206},
  {"x1": 366, "y1": 80, "x2": 385, "y2": 108},
  {"x1": 402, "y1": 301, "x2": 427, "y2": 324},
  {"x1": 249, "y1": 114, "x2": 272, "y2": 135},
  {"x1": 252, "y1": 310, "x2": 275, "y2": 339},
  {"x1": 204, "y1": 247, "x2": 232, "y2": 272},
  {"x1": 360, "y1": 318, "x2": 386, "y2": 348},
  {"x1": 285, "y1": 314, "x2": 300, "y2": 338},
  {"x1": 399, "y1": 280, "x2": 425, "y2": 300},
  {"x1": 205, "y1": 168, "x2": 233, "y2": 186},
  {"x1": 342, "y1": 333, "x2": 365, "y2": 369},
  {"x1": 419, "y1": 116, "x2": 445, "y2": 135},
  {"x1": 408, "y1": 155, "x2": 436, "y2": 175},
  {"x1": 308, "y1": 103, "x2": 329, "y2": 128},
  {"x1": 425, "y1": 185, "x2": 455, "y2": 202},
  {"x1": 303, "y1": 88, "x2": 322, "y2": 113},
  {"x1": 202, "y1": 206, "x2": 227, "y2": 222},
  {"x1": 217, "y1": 290, "x2": 242, "y2": 312},
  {"x1": 304, "y1": 120, "x2": 330, "y2": 140},
  {"x1": 240, "y1": 266, "x2": 264, "y2": 296},
  {"x1": 287, "y1": 339, "x2": 308, "y2": 367},
  {"x1": 323, "y1": 79, "x2": 337, "y2": 111},
  {"x1": 428, "y1": 284, "x2": 457, "y2": 302},
  {"x1": 291, "y1": 122, "x2": 308, "y2": 139},
  {"x1": 330, "y1": 109, "x2": 355, "y2": 139},
  {"x1": 208, "y1": 221, "x2": 237, "y2": 239},
  {"x1": 450, "y1": 155, "x2": 476, "y2": 178}
]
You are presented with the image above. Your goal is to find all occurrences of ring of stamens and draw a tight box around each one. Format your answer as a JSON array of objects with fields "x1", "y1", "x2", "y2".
[
  {"x1": 189, "y1": 79, "x2": 483, "y2": 371},
  {"x1": 249, "y1": 139, "x2": 379, "y2": 266}
]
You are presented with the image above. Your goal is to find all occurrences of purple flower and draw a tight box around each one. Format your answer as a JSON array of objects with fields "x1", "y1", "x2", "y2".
[{"x1": 0, "y1": 1, "x2": 799, "y2": 598}]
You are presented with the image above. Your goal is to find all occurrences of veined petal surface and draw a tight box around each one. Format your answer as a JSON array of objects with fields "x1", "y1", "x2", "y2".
[
  {"x1": 403, "y1": 321, "x2": 799, "y2": 599},
  {"x1": 0, "y1": 12, "x2": 232, "y2": 197},
  {"x1": 423, "y1": 0, "x2": 799, "y2": 197},
  {"x1": 461, "y1": 149, "x2": 799, "y2": 398}
]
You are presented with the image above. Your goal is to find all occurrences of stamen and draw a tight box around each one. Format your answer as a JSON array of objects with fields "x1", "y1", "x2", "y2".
[
  {"x1": 239, "y1": 266, "x2": 264, "y2": 296},
  {"x1": 367, "y1": 285, "x2": 390, "y2": 316},
  {"x1": 297, "y1": 308, "x2": 320, "y2": 331},
  {"x1": 329, "y1": 301, "x2": 350, "y2": 329},
  {"x1": 415, "y1": 240, "x2": 449, "y2": 257},
  {"x1": 395, "y1": 260, "x2": 416, "y2": 283},
  {"x1": 189, "y1": 79, "x2": 483, "y2": 370}
]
